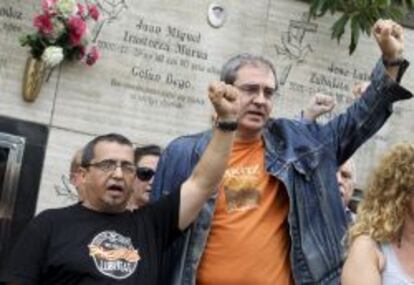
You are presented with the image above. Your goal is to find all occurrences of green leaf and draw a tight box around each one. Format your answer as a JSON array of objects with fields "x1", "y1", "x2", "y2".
[
  {"x1": 376, "y1": 0, "x2": 391, "y2": 6},
  {"x1": 387, "y1": 6, "x2": 404, "y2": 19},
  {"x1": 349, "y1": 16, "x2": 360, "y2": 54},
  {"x1": 309, "y1": 0, "x2": 323, "y2": 17},
  {"x1": 19, "y1": 35, "x2": 29, "y2": 46},
  {"x1": 308, "y1": 0, "x2": 409, "y2": 54},
  {"x1": 331, "y1": 14, "x2": 349, "y2": 42}
]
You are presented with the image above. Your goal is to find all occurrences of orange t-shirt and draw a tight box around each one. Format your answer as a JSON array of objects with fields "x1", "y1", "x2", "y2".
[{"x1": 196, "y1": 138, "x2": 293, "y2": 285}]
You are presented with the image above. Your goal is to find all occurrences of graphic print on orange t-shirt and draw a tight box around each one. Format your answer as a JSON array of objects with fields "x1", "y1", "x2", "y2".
[{"x1": 222, "y1": 164, "x2": 261, "y2": 212}]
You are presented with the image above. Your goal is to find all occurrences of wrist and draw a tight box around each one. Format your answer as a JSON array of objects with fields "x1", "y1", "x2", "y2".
[
  {"x1": 215, "y1": 118, "x2": 238, "y2": 132},
  {"x1": 382, "y1": 55, "x2": 405, "y2": 67}
]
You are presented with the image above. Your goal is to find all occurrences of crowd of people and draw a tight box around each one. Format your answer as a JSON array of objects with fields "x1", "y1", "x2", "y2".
[{"x1": 2, "y1": 19, "x2": 413, "y2": 285}]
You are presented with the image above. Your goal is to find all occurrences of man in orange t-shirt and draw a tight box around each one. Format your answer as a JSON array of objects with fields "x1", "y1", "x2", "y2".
[{"x1": 152, "y1": 19, "x2": 410, "y2": 285}]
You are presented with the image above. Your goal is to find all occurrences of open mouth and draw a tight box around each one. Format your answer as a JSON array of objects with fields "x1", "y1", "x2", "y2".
[
  {"x1": 107, "y1": 184, "x2": 124, "y2": 194},
  {"x1": 246, "y1": 110, "x2": 264, "y2": 117}
]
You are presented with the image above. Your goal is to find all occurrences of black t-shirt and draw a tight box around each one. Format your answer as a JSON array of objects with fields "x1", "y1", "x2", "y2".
[{"x1": 5, "y1": 191, "x2": 181, "y2": 285}]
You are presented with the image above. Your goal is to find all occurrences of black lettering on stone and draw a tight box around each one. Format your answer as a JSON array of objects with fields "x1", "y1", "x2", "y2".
[
  {"x1": 166, "y1": 57, "x2": 178, "y2": 65},
  {"x1": 123, "y1": 31, "x2": 170, "y2": 52},
  {"x1": 0, "y1": 6, "x2": 23, "y2": 20},
  {"x1": 165, "y1": 73, "x2": 192, "y2": 90},
  {"x1": 135, "y1": 18, "x2": 162, "y2": 35},
  {"x1": 167, "y1": 26, "x2": 201, "y2": 43},
  {"x1": 131, "y1": 67, "x2": 162, "y2": 82},
  {"x1": 176, "y1": 43, "x2": 207, "y2": 60},
  {"x1": 2, "y1": 22, "x2": 21, "y2": 33},
  {"x1": 191, "y1": 63, "x2": 205, "y2": 72},
  {"x1": 310, "y1": 72, "x2": 350, "y2": 92},
  {"x1": 352, "y1": 69, "x2": 370, "y2": 81},
  {"x1": 327, "y1": 62, "x2": 350, "y2": 77},
  {"x1": 123, "y1": 31, "x2": 148, "y2": 45}
]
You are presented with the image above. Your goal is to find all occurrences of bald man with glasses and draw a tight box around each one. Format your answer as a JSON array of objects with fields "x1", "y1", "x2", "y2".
[{"x1": 3, "y1": 83, "x2": 241, "y2": 285}]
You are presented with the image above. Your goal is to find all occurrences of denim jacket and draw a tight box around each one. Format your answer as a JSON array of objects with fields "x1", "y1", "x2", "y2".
[{"x1": 151, "y1": 59, "x2": 412, "y2": 284}]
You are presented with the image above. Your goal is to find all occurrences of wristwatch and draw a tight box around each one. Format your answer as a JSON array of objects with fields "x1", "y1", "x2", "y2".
[
  {"x1": 382, "y1": 56, "x2": 409, "y2": 83},
  {"x1": 382, "y1": 56, "x2": 405, "y2": 67},
  {"x1": 215, "y1": 120, "x2": 238, "y2": 131}
]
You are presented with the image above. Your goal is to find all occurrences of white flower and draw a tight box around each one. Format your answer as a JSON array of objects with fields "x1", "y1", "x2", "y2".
[
  {"x1": 56, "y1": 0, "x2": 77, "y2": 17},
  {"x1": 42, "y1": 46, "x2": 64, "y2": 67}
]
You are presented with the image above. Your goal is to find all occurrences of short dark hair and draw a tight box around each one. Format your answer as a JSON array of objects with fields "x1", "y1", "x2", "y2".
[
  {"x1": 134, "y1": 144, "x2": 162, "y2": 164},
  {"x1": 220, "y1": 53, "x2": 277, "y2": 85},
  {"x1": 81, "y1": 133, "x2": 133, "y2": 167}
]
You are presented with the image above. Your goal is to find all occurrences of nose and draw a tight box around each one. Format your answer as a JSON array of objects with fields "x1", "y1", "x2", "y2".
[
  {"x1": 112, "y1": 165, "x2": 124, "y2": 178},
  {"x1": 336, "y1": 172, "x2": 344, "y2": 187},
  {"x1": 148, "y1": 175, "x2": 155, "y2": 186},
  {"x1": 252, "y1": 90, "x2": 266, "y2": 105}
]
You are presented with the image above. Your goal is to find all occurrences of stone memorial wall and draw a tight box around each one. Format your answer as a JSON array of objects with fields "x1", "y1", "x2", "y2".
[{"x1": 0, "y1": 0, "x2": 413, "y2": 213}]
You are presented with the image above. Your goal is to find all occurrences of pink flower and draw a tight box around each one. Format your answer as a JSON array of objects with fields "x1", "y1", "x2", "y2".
[
  {"x1": 77, "y1": 3, "x2": 85, "y2": 17},
  {"x1": 33, "y1": 14, "x2": 53, "y2": 35},
  {"x1": 86, "y1": 46, "x2": 99, "y2": 65},
  {"x1": 41, "y1": 0, "x2": 57, "y2": 14},
  {"x1": 77, "y1": 45, "x2": 86, "y2": 59},
  {"x1": 88, "y1": 4, "x2": 100, "y2": 21},
  {"x1": 68, "y1": 16, "x2": 87, "y2": 45}
]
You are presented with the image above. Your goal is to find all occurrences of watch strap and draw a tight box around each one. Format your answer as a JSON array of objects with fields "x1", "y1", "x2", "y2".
[
  {"x1": 382, "y1": 57, "x2": 405, "y2": 67},
  {"x1": 215, "y1": 120, "x2": 238, "y2": 131}
]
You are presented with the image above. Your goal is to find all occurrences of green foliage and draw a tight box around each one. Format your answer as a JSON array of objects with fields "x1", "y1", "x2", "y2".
[
  {"x1": 19, "y1": 29, "x2": 83, "y2": 61},
  {"x1": 308, "y1": 0, "x2": 413, "y2": 54}
]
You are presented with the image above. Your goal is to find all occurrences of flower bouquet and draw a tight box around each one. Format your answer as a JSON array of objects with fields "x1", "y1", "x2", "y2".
[{"x1": 19, "y1": 0, "x2": 100, "y2": 102}]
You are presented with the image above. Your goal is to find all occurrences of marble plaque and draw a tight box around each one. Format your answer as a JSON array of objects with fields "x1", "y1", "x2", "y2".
[
  {"x1": 263, "y1": 0, "x2": 414, "y2": 186},
  {"x1": 52, "y1": 0, "x2": 270, "y2": 146}
]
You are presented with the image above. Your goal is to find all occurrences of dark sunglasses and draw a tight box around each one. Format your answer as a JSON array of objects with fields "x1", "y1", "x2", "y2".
[{"x1": 136, "y1": 167, "x2": 155, "y2": 181}]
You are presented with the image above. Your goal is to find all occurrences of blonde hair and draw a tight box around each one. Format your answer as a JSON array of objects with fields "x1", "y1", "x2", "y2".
[{"x1": 348, "y1": 142, "x2": 414, "y2": 244}]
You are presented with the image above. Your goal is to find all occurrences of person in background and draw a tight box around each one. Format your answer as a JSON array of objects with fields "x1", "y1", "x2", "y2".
[
  {"x1": 303, "y1": 90, "x2": 361, "y2": 221},
  {"x1": 127, "y1": 144, "x2": 161, "y2": 210},
  {"x1": 151, "y1": 19, "x2": 412, "y2": 284},
  {"x1": 69, "y1": 148, "x2": 85, "y2": 201},
  {"x1": 337, "y1": 158, "x2": 357, "y2": 221},
  {"x1": 341, "y1": 142, "x2": 414, "y2": 285}
]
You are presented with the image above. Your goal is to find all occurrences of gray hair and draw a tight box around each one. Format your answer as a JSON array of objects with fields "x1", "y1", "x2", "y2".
[{"x1": 220, "y1": 53, "x2": 277, "y2": 85}]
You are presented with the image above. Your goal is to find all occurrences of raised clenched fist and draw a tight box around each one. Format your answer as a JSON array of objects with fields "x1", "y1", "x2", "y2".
[
  {"x1": 373, "y1": 19, "x2": 404, "y2": 61},
  {"x1": 208, "y1": 81, "x2": 241, "y2": 121}
]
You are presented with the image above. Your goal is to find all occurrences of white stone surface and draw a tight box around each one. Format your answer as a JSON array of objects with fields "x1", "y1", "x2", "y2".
[{"x1": 36, "y1": 128, "x2": 93, "y2": 213}]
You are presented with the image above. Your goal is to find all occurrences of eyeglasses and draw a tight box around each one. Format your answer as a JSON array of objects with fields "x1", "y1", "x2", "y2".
[
  {"x1": 85, "y1": 159, "x2": 136, "y2": 175},
  {"x1": 136, "y1": 167, "x2": 155, "y2": 181},
  {"x1": 234, "y1": 83, "x2": 277, "y2": 99}
]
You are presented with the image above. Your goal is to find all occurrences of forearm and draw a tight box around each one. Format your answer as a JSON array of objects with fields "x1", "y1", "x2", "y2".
[
  {"x1": 323, "y1": 58, "x2": 412, "y2": 164},
  {"x1": 179, "y1": 128, "x2": 234, "y2": 230},
  {"x1": 385, "y1": 64, "x2": 399, "y2": 81},
  {"x1": 189, "y1": 128, "x2": 233, "y2": 191},
  {"x1": 382, "y1": 57, "x2": 410, "y2": 83}
]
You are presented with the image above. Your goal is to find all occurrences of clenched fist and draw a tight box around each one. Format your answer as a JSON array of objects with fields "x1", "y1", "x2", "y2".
[
  {"x1": 303, "y1": 93, "x2": 336, "y2": 121},
  {"x1": 208, "y1": 81, "x2": 241, "y2": 121},
  {"x1": 373, "y1": 19, "x2": 404, "y2": 61}
]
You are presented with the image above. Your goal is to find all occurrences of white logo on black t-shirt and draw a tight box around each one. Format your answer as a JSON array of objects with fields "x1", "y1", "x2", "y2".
[{"x1": 88, "y1": 231, "x2": 140, "y2": 279}]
